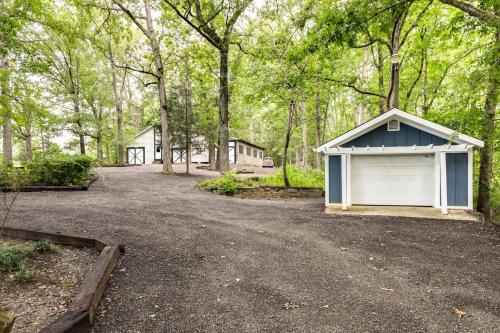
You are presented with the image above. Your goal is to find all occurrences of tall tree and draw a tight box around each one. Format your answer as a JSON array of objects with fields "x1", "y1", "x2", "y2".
[
  {"x1": 112, "y1": 0, "x2": 174, "y2": 174},
  {"x1": 164, "y1": 0, "x2": 252, "y2": 173}
]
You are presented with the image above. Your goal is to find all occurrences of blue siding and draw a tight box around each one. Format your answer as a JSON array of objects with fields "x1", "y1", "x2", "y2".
[
  {"x1": 342, "y1": 122, "x2": 452, "y2": 147},
  {"x1": 446, "y1": 153, "x2": 468, "y2": 206},
  {"x1": 328, "y1": 155, "x2": 342, "y2": 203}
]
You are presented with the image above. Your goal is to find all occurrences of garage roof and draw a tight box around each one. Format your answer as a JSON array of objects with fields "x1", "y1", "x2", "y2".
[{"x1": 316, "y1": 108, "x2": 484, "y2": 152}]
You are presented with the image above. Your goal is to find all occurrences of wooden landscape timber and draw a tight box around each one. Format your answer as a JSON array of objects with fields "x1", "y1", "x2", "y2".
[{"x1": 1, "y1": 226, "x2": 124, "y2": 333}]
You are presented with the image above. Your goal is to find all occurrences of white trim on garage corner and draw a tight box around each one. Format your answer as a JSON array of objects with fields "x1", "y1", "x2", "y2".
[
  {"x1": 324, "y1": 155, "x2": 329, "y2": 207},
  {"x1": 467, "y1": 148, "x2": 473, "y2": 210},
  {"x1": 316, "y1": 109, "x2": 484, "y2": 153},
  {"x1": 341, "y1": 154, "x2": 347, "y2": 211},
  {"x1": 440, "y1": 152, "x2": 448, "y2": 214}
]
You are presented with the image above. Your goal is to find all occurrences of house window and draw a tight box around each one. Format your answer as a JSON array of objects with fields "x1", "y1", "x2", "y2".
[
  {"x1": 253, "y1": 149, "x2": 257, "y2": 157},
  {"x1": 387, "y1": 119, "x2": 400, "y2": 131},
  {"x1": 239, "y1": 144, "x2": 244, "y2": 154},
  {"x1": 247, "y1": 147, "x2": 251, "y2": 156},
  {"x1": 259, "y1": 151, "x2": 263, "y2": 159}
]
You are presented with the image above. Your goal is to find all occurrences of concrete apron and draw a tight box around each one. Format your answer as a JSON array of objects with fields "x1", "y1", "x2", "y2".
[{"x1": 325, "y1": 205, "x2": 479, "y2": 221}]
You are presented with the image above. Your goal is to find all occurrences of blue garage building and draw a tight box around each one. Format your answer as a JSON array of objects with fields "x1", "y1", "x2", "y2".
[{"x1": 316, "y1": 109, "x2": 484, "y2": 214}]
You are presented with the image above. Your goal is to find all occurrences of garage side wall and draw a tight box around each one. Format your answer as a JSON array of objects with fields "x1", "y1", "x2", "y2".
[
  {"x1": 328, "y1": 155, "x2": 342, "y2": 204},
  {"x1": 446, "y1": 153, "x2": 468, "y2": 206}
]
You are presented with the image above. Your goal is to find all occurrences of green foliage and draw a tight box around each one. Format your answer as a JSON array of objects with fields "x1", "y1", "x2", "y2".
[
  {"x1": 199, "y1": 171, "x2": 255, "y2": 195},
  {"x1": 0, "y1": 165, "x2": 29, "y2": 189},
  {"x1": 0, "y1": 247, "x2": 26, "y2": 273},
  {"x1": 201, "y1": 166, "x2": 324, "y2": 196},
  {"x1": 259, "y1": 166, "x2": 324, "y2": 188},
  {"x1": 14, "y1": 266, "x2": 36, "y2": 283},
  {"x1": 25, "y1": 154, "x2": 94, "y2": 186},
  {"x1": 34, "y1": 240, "x2": 57, "y2": 253}
]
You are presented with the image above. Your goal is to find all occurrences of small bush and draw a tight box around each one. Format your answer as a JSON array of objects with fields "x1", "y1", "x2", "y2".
[
  {"x1": 14, "y1": 266, "x2": 36, "y2": 283},
  {"x1": 200, "y1": 171, "x2": 255, "y2": 195},
  {"x1": 259, "y1": 165, "x2": 324, "y2": 188},
  {"x1": 0, "y1": 166, "x2": 29, "y2": 189},
  {"x1": 25, "y1": 154, "x2": 94, "y2": 186},
  {"x1": 34, "y1": 240, "x2": 57, "y2": 253},
  {"x1": 0, "y1": 248, "x2": 26, "y2": 272}
]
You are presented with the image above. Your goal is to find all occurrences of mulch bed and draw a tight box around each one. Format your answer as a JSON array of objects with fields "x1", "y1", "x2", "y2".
[{"x1": 0, "y1": 238, "x2": 98, "y2": 333}]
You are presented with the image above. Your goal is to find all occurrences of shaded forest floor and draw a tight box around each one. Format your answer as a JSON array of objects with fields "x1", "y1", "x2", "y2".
[{"x1": 7, "y1": 165, "x2": 500, "y2": 333}]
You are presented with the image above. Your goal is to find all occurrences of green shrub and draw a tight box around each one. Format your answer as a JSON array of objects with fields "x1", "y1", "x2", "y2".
[
  {"x1": 200, "y1": 171, "x2": 255, "y2": 195},
  {"x1": 0, "y1": 166, "x2": 29, "y2": 189},
  {"x1": 0, "y1": 248, "x2": 26, "y2": 272},
  {"x1": 259, "y1": 165, "x2": 324, "y2": 188},
  {"x1": 34, "y1": 240, "x2": 57, "y2": 253},
  {"x1": 25, "y1": 154, "x2": 94, "y2": 186},
  {"x1": 14, "y1": 266, "x2": 36, "y2": 283}
]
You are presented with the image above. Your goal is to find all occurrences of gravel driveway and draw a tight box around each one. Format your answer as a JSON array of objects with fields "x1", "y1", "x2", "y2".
[{"x1": 8, "y1": 165, "x2": 500, "y2": 333}]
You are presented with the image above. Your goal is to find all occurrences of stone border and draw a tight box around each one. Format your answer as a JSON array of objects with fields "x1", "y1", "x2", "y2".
[
  {"x1": 235, "y1": 186, "x2": 324, "y2": 199},
  {"x1": 1, "y1": 226, "x2": 124, "y2": 333},
  {"x1": 1, "y1": 175, "x2": 99, "y2": 193}
]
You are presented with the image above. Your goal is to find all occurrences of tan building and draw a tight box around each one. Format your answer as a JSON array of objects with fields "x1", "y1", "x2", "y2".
[{"x1": 229, "y1": 139, "x2": 265, "y2": 167}]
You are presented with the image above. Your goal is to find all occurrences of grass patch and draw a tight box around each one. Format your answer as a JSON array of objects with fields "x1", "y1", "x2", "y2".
[
  {"x1": 0, "y1": 240, "x2": 56, "y2": 283},
  {"x1": 200, "y1": 166, "x2": 324, "y2": 196},
  {"x1": 0, "y1": 247, "x2": 26, "y2": 272},
  {"x1": 259, "y1": 166, "x2": 324, "y2": 189},
  {"x1": 200, "y1": 171, "x2": 255, "y2": 195},
  {"x1": 14, "y1": 266, "x2": 36, "y2": 283},
  {"x1": 34, "y1": 240, "x2": 57, "y2": 253}
]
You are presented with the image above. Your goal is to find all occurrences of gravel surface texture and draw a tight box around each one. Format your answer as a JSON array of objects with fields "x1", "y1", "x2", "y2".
[{"x1": 6, "y1": 165, "x2": 500, "y2": 333}]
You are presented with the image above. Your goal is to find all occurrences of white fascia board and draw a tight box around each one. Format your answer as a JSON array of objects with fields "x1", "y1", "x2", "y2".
[
  {"x1": 325, "y1": 144, "x2": 469, "y2": 154},
  {"x1": 316, "y1": 110, "x2": 395, "y2": 152},
  {"x1": 316, "y1": 108, "x2": 484, "y2": 152},
  {"x1": 391, "y1": 110, "x2": 484, "y2": 147},
  {"x1": 125, "y1": 126, "x2": 154, "y2": 144}
]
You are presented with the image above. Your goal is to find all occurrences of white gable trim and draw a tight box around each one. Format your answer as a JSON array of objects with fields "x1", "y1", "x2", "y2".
[
  {"x1": 125, "y1": 125, "x2": 155, "y2": 144},
  {"x1": 316, "y1": 109, "x2": 483, "y2": 152}
]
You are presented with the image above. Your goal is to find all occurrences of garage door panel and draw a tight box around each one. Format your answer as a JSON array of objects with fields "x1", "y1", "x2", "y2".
[{"x1": 351, "y1": 155, "x2": 434, "y2": 206}]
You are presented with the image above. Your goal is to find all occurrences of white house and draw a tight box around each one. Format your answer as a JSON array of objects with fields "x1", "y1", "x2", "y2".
[
  {"x1": 316, "y1": 108, "x2": 484, "y2": 214},
  {"x1": 126, "y1": 126, "x2": 265, "y2": 167}
]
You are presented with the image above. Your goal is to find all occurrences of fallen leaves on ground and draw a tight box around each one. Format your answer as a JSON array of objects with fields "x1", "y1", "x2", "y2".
[
  {"x1": 454, "y1": 308, "x2": 467, "y2": 319},
  {"x1": 283, "y1": 302, "x2": 299, "y2": 310}
]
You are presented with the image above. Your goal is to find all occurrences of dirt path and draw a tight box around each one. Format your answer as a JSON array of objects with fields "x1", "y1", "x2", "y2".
[{"x1": 8, "y1": 165, "x2": 500, "y2": 333}]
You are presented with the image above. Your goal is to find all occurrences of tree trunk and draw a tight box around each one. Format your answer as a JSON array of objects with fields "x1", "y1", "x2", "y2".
[
  {"x1": 0, "y1": 29, "x2": 12, "y2": 164},
  {"x1": 218, "y1": 50, "x2": 230, "y2": 172},
  {"x1": 2, "y1": 113, "x2": 12, "y2": 164},
  {"x1": 377, "y1": 45, "x2": 385, "y2": 114},
  {"x1": 209, "y1": 142, "x2": 216, "y2": 170},
  {"x1": 283, "y1": 101, "x2": 294, "y2": 187},
  {"x1": 72, "y1": 90, "x2": 85, "y2": 155},
  {"x1": 250, "y1": 111, "x2": 254, "y2": 143},
  {"x1": 477, "y1": 29, "x2": 498, "y2": 223},
  {"x1": 24, "y1": 134, "x2": 32, "y2": 162},
  {"x1": 96, "y1": 133, "x2": 104, "y2": 161},
  {"x1": 108, "y1": 39, "x2": 124, "y2": 166},
  {"x1": 301, "y1": 98, "x2": 308, "y2": 168},
  {"x1": 184, "y1": 62, "x2": 192, "y2": 174},
  {"x1": 387, "y1": 15, "x2": 404, "y2": 110},
  {"x1": 315, "y1": 91, "x2": 322, "y2": 170},
  {"x1": 144, "y1": 0, "x2": 173, "y2": 174}
]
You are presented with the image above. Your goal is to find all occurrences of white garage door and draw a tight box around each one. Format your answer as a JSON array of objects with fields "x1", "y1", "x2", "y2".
[{"x1": 351, "y1": 155, "x2": 434, "y2": 206}]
